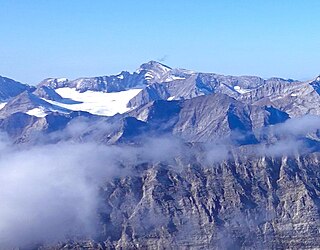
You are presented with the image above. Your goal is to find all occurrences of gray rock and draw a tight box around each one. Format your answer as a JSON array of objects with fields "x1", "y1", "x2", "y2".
[
  {"x1": 0, "y1": 75, "x2": 34, "y2": 101},
  {"x1": 33, "y1": 86, "x2": 63, "y2": 101},
  {"x1": 40, "y1": 152, "x2": 320, "y2": 249}
]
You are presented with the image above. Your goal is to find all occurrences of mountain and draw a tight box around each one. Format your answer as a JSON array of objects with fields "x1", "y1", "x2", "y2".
[
  {"x1": 36, "y1": 150, "x2": 320, "y2": 249},
  {"x1": 1, "y1": 62, "x2": 320, "y2": 249},
  {"x1": 0, "y1": 76, "x2": 34, "y2": 102},
  {"x1": 0, "y1": 61, "x2": 316, "y2": 120},
  {"x1": 0, "y1": 91, "x2": 70, "y2": 119},
  {"x1": 75, "y1": 153, "x2": 320, "y2": 249},
  {"x1": 0, "y1": 61, "x2": 316, "y2": 144},
  {"x1": 127, "y1": 93, "x2": 289, "y2": 143}
]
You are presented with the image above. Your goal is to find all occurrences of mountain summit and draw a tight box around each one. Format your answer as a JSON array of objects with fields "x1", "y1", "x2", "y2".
[{"x1": 0, "y1": 61, "x2": 319, "y2": 142}]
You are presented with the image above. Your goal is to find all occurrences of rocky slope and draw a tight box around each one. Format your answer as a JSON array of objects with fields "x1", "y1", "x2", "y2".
[
  {"x1": 40, "y1": 151, "x2": 320, "y2": 249},
  {"x1": 0, "y1": 76, "x2": 34, "y2": 102},
  {"x1": 0, "y1": 62, "x2": 320, "y2": 249}
]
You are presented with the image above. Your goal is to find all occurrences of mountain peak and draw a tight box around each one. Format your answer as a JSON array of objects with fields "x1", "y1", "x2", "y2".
[
  {"x1": 0, "y1": 76, "x2": 34, "y2": 102},
  {"x1": 137, "y1": 60, "x2": 171, "y2": 73},
  {"x1": 38, "y1": 77, "x2": 69, "y2": 89}
]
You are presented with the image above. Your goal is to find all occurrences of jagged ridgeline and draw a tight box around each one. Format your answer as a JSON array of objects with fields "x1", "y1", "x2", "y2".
[{"x1": 0, "y1": 62, "x2": 320, "y2": 249}]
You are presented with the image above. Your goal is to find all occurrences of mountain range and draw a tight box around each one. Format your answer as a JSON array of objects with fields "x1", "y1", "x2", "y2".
[
  {"x1": 1, "y1": 61, "x2": 320, "y2": 249},
  {"x1": 1, "y1": 61, "x2": 319, "y2": 144}
]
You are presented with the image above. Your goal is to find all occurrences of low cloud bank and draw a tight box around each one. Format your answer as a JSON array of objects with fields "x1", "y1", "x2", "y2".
[
  {"x1": 0, "y1": 131, "x2": 189, "y2": 248},
  {"x1": 0, "y1": 142, "x2": 115, "y2": 248},
  {"x1": 0, "y1": 114, "x2": 319, "y2": 248},
  {"x1": 257, "y1": 115, "x2": 320, "y2": 157}
]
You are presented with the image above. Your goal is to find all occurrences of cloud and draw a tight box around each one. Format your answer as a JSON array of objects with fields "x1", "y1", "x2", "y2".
[
  {"x1": 0, "y1": 126, "x2": 191, "y2": 248},
  {"x1": 256, "y1": 115, "x2": 320, "y2": 157},
  {"x1": 0, "y1": 114, "x2": 319, "y2": 248},
  {"x1": 0, "y1": 141, "x2": 125, "y2": 248},
  {"x1": 258, "y1": 139, "x2": 308, "y2": 157},
  {"x1": 139, "y1": 135, "x2": 188, "y2": 163},
  {"x1": 156, "y1": 55, "x2": 168, "y2": 63},
  {"x1": 204, "y1": 142, "x2": 229, "y2": 165},
  {"x1": 273, "y1": 115, "x2": 320, "y2": 137}
]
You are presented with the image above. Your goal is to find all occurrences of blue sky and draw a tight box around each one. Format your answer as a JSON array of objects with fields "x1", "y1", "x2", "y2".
[{"x1": 0, "y1": 0, "x2": 319, "y2": 84}]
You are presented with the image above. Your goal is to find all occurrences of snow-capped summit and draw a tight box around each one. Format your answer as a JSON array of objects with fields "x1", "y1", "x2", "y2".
[
  {"x1": 1, "y1": 62, "x2": 320, "y2": 120},
  {"x1": 136, "y1": 60, "x2": 171, "y2": 74},
  {"x1": 136, "y1": 61, "x2": 172, "y2": 82},
  {"x1": 38, "y1": 78, "x2": 70, "y2": 89}
]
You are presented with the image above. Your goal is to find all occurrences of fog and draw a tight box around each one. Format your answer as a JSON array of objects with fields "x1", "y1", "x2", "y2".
[
  {"x1": 0, "y1": 141, "x2": 119, "y2": 248},
  {"x1": 258, "y1": 115, "x2": 320, "y2": 156},
  {"x1": 0, "y1": 114, "x2": 319, "y2": 248},
  {"x1": 0, "y1": 128, "x2": 190, "y2": 248}
]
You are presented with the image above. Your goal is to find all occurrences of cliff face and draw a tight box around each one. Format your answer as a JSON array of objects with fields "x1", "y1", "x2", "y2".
[{"x1": 41, "y1": 152, "x2": 320, "y2": 249}]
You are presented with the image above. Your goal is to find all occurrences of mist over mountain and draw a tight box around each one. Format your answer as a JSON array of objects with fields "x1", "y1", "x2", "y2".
[{"x1": 1, "y1": 62, "x2": 320, "y2": 249}]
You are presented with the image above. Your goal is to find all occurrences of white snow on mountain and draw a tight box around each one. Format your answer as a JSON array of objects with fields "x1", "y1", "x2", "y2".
[
  {"x1": 157, "y1": 63, "x2": 171, "y2": 73},
  {"x1": 44, "y1": 88, "x2": 143, "y2": 116},
  {"x1": 46, "y1": 78, "x2": 68, "y2": 83},
  {"x1": 117, "y1": 75, "x2": 124, "y2": 79},
  {"x1": 136, "y1": 62, "x2": 171, "y2": 75},
  {"x1": 0, "y1": 103, "x2": 7, "y2": 110},
  {"x1": 26, "y1": 108, "x2": 47, "y2": 117},
  {"x1": 145, "y1": 72, "x2": 154, "y2": 80},
  {"x1": 164, "y1": 76, "x2": 186, "y2": 82},
  {"x1": 234, "y1": 85, "x2": 251, "y2": 94},
  {"x1": 57, "y1": 78, "x2": 68, "y2": 83}
]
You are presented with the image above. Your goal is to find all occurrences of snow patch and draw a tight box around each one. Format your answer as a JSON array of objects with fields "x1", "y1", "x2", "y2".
[
  {"x1": 233, "y1": 85, "x2": 251, "y2": 94},
  {"x1": 145, "y1": 72, "x2": 154, "y2": 79},
  {"x1": 44, "y1": 88, "x2": 142, "y2": 116},
  {"x1": 57, "y1": 78, "x2": 68, "y2": 83},
  {"x1": 176, "y1": 68, "x2": 196, "y2": 74},
  {"x1": 0, "y1": 103, "x2": 7, "y2": 110},
  {"x1": 234, "y1": 86, "x2": 241, "y2": 91},
  {"x1": 167, "y1": 96, "x2": 176, "y2": 101},
  {"x1": 159, "y1": 64, "x2": 171, "y2": 73},
  {"x1": 164, "y1": 76, "x2": 186, "y2": 82},
  {"x1": 26, "y1": 108, "x2": 47, "y2": 117},
  {"x1": 47, "y1": 78, "x2": 67, "y2": 83}
]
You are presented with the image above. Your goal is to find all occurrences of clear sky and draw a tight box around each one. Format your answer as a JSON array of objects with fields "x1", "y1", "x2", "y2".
[{"x1": 1, "y1": 0, "x2": 320, "y2": 85}]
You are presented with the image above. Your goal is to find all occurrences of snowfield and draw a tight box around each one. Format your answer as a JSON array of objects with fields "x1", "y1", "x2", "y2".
[
  {"x1": 44, "y1": 88, "x2": 143, "y2": 116},
  {"x1": 26, "y1": 108, "x2": 47, "y2": 117},
  {"x1": 0, "y1": 103, "x2": 7, "y2": 110},
  {"x1": 234, "y1": 85, "x2": 251, "y2": 94}
]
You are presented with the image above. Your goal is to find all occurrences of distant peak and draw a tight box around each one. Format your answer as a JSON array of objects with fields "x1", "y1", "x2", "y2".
[
  {"x1": 146, "y1": 60, "x2": 171, "y2": 67},
  {"x1": 137, "y1": 60, "x2": 171, "y2": 73},
  {"x1": 309, "y1": 75, "x2": 320, "y2": 84},
  {"x1": 44, "y1": 77, "x2": 69, "y2": 83}
]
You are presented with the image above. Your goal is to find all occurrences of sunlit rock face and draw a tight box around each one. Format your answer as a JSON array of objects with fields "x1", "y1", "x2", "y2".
[{"x1": 39, "y1": 153, "x2": 320, "y2": 249}]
